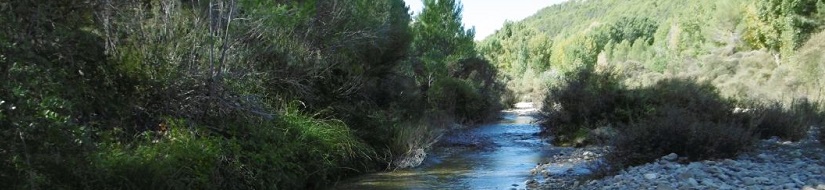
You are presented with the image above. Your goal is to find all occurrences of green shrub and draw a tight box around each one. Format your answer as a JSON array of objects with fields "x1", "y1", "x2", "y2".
[
  {"x1": 606, "y1": 78, "x2": 758, "y2": 167},
  {"x1": 429, "y1": 78, "x2": 499, "y2": 124},
  {"x1": 608, "y1": 106, "x2": 756, "y2": 167},
  {"x1": 747, "y1": 99, "x2": 823, "y2": 141},
  {"x1": 543, "y1": 69, "x2": 761, "y2": 168},
  {"x1": 540, "y1": 69, "x2": 624, "y2": 145},
  {"x1": 240, "y1": 103, "x2": 375, "y2": 189},
  {"x1": 91, "y1": 120, "x2": 225, "y2": 189}
]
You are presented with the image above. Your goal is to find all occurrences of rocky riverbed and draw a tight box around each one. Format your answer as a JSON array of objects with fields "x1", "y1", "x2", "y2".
[{"x1": 529, "y1": 129, "x2": 825, "y2": 190}]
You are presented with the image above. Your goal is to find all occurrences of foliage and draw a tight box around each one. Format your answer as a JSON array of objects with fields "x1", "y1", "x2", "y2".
[
  {"x1": 542, "y1": 69, "x2": 757, "y2": 167},
  {"x1": 410, "y1": 0, "x2": 502, "y2": 124},
  {"x1": 543, "y1": 68, "x2": 824, "y2": 171},
  {"x1": 747, "y1": 99, "x2": 825, "y2": 141},
  {"x1": 540, "y1": 68, "x2": 624, "y2": 146},
  {"x1": 0, "y1": 0, "x2": 502, "y2": 188},
  {"x1": 609, "y1": 106, "x2": 756, "y2": 168},
  {"x1": 412, "y1": 0, "x2": 476, "y2": 64},
  {"x1": 607, "y1": 16, "x2": 659, "y2": 45},
  {"x1": 744, "y1": 0, "x2": 824, "y2": 56}
]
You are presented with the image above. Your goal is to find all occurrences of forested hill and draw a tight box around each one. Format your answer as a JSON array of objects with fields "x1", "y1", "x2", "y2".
[
  {"x1": 522, "y1": 0, "x2": 732, "y2": 37},
  {"x1": 480, "y1": 0, "x2": 825, "y2": 104}
]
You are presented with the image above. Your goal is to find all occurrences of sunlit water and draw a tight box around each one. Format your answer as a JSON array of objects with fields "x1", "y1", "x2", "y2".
[{"x1": 334, "y1": 109, "x2": 562, "y2": 189}]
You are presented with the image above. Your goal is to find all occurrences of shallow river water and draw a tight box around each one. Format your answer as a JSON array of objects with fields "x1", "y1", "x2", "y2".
[{"x1": 335, "y1": 109, "x2": 564, "y2": 189}]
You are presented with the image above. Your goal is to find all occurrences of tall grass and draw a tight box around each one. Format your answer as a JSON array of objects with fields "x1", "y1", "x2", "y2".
[
  {"x1": 389, "y1": 120, "x2": 444, "y2": 169},
  {"x1": 82, "y1": 104, "x2": 377, "y2": 189}
]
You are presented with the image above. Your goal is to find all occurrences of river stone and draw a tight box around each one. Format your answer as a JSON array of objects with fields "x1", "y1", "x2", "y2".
[
  {"x1": 663, "y1": 153, "x2": 678, "y2": 161},
  {"x1": 525, "y1": 179, "x2": 538, "y2": 188},
  {"x1": 722, "y1": 159, "x2": 737, "y2": 166},
  {"x1": 657, "y1": 183, "x2": 675, "y2": 190},
  {"x1": 645, "y1": 173, "x2": 658, "y2": 180},
  {"x1": 718, "y1": 184, "x2": 734, "y2": 190},
  {"x1": 701, "y1": 178, "x2": 717, "y2": 187},
  {"x1": 753, "y1": 177, "x2": 771, "y2": 185},
  {"x1": 717, "y1": 173, "x2": 730, "y2": 180},
  {"x1": 676, "y1": 171, "x2": 694, "y2": 180},
  {"x1": 784, "y1": 183, "x2": 797, "y2": 189},
  {"x1": 757, "y1": 153, "x2": 772, "y2": 161},
  {"x1": 687, "y1": 178, "x2": 699, "y2": 187},
  {"x1": 743, "y1": 177, "x2": 757, "y2": 186},
  {"x1": 393, "y1": 148, "x2": 427, "y2": 168}
]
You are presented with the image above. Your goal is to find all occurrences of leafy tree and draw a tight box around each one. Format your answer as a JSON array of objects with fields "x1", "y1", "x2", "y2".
[
  {"x1": 744, "y1": 0, "x2": 824, "y2": 54},
  {"x1": 411, "y1": 0, "x2": 476, "y2": 78},
  {"x1": 608, "y1": 16, "x2": 659, "y2": 45},
  {"x1": 409, "y1": 0, "x2": 501, "y2": 123}
]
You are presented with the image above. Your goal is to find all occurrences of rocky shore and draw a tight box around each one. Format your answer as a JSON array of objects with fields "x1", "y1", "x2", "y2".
[{"x1": 529, "y1": 129, "x2": 825, "y2": 190}]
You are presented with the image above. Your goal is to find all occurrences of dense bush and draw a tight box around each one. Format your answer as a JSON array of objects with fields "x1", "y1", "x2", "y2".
[
  {"x1": 607, "y1": 78, "x2": 757, "y2": 166},
  {"x1": 540, "y1": 69, "x2": 624, "y2": 146},
  {"x1": 609, "y1": 106, "x2": 756, "y2": 167},
  {"x1": 747, "y1": 99, "x2": 824, "y2": 141},
  {"x1": 542, "y1": 69, "x2": 750, "y2": 165},
  {"x1": 544, "y1": 68, "x2": 825, "y2": 170}
]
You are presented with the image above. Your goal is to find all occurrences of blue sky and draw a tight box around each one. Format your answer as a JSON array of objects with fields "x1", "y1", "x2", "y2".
[{"x1": 403, "y1": 0, "x2": 569, "y2": 40}]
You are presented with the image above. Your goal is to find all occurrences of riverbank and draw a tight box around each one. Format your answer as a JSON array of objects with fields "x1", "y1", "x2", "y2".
[{"x1": 531, "y1": 129, "x2": 825, "y2": 189}]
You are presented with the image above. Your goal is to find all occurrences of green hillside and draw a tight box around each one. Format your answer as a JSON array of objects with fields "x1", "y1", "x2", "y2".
[
  {"x1": 481, "y1": 0, "x2": 825, "y2": 103},
  {"x1": 524, "y1": 0, "x2": 715, "y2": 37},
  {"x1": 479, "y1": 0, "x2": 825, "y2": 171}
]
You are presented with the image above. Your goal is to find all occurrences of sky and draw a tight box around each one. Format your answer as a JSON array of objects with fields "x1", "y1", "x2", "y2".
[{"x1": 403, "y1": 0, "x2": 570, "y2": 41}]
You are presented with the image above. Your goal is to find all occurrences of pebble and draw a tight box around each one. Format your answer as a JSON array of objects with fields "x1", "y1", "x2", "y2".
[
  {"x1": 560, "y1": 129, "x2": 825, "y2": 190},
  {"x1": 686, "y1": 178, "x2": 699, "y2": 186},
  {"x1": 644, "y1": 173, "x2": 658, "y2": 180}
]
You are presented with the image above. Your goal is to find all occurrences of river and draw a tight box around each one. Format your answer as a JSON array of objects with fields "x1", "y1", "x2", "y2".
[{"x1": 335, "y1": 105, "x2": 578, "y2": 189}]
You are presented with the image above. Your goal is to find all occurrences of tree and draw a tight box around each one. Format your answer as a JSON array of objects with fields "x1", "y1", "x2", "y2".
[
  {"x1": 608, "y1": 16, "x2": 659, "y2": 45},
  {"x1": 744, "y1": 0, "x2": 824, "y2": 55},
  {"x1": 411, "y1": 0, "x2": 476, "y2": 78}
]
